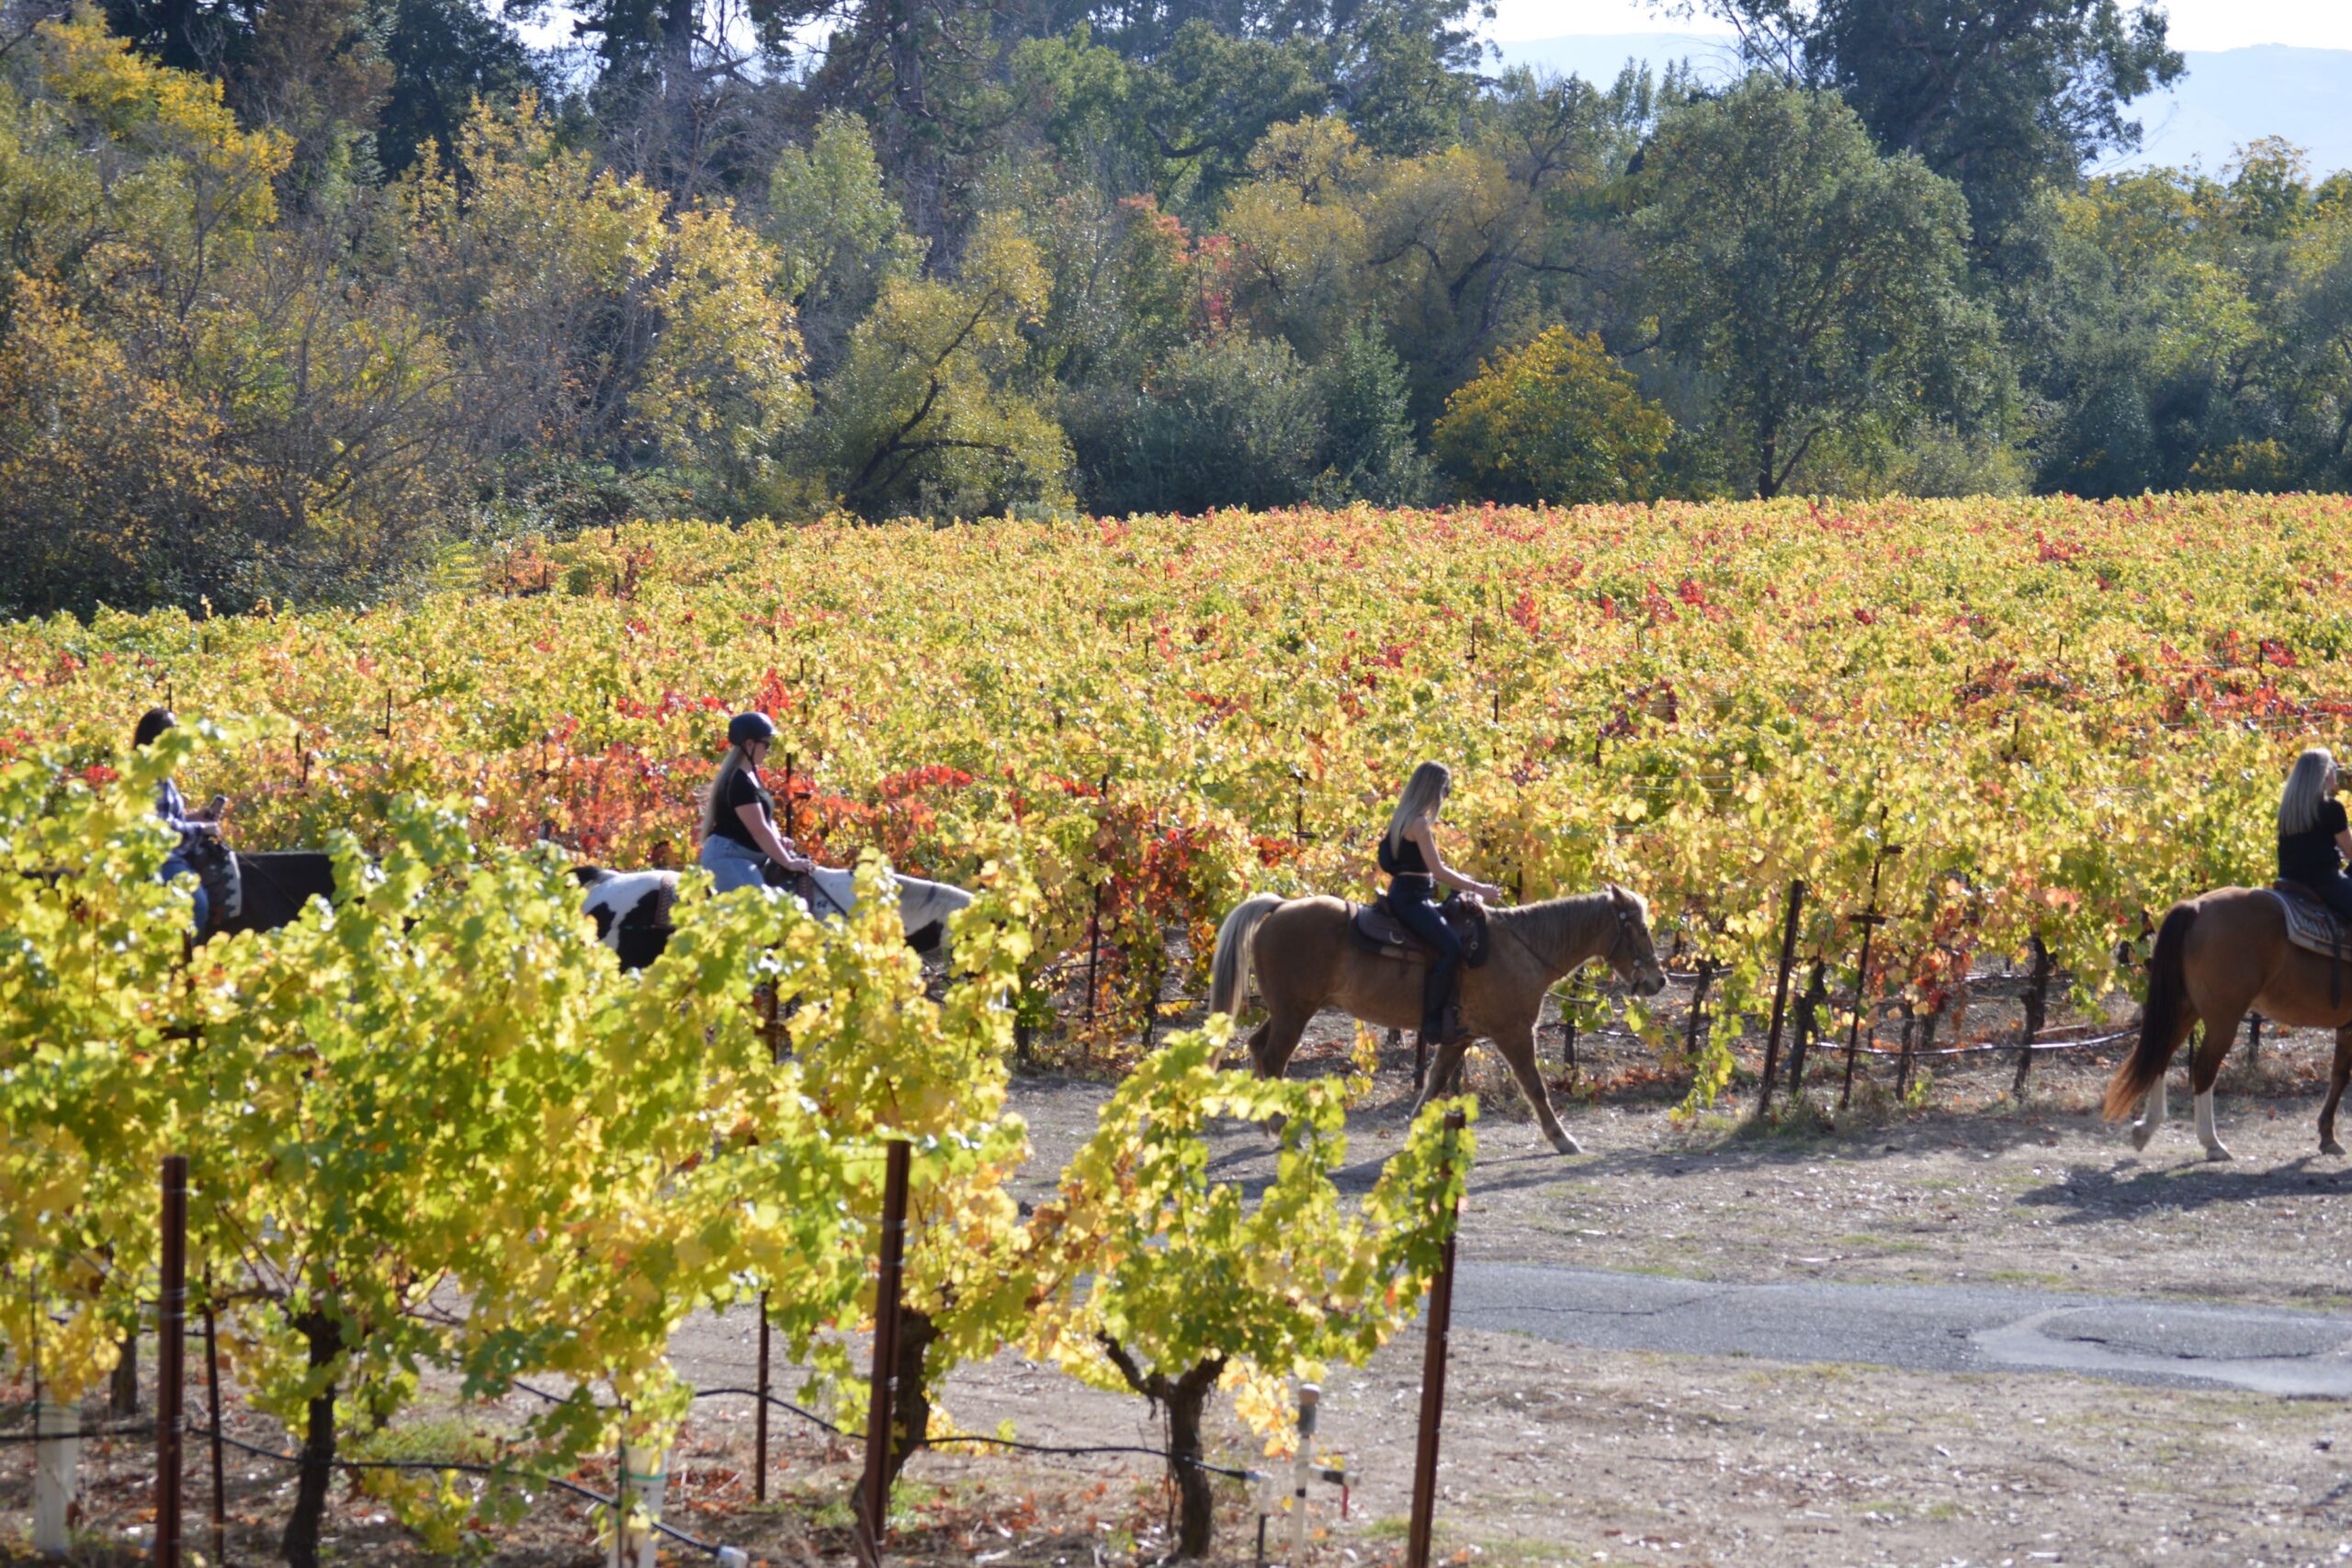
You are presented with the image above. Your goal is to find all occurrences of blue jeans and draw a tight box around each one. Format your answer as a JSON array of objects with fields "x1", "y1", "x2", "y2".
[
  {"x1": 699, "y1": 836, "x2": 771, "y2": 893},
  {"x1": 1389, "y1": 879, "x2": 1462, "y2": 1039},
  {"x1": 161, "y1": 849, "x2": 209, "y2": 939}
]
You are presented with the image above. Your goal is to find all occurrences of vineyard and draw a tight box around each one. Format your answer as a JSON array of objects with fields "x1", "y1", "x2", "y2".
[
  {"x1": 7, "y1": 492, "x2": 2352, "y2": 1561},
  {"x1": 6, "y1": 494, "x2": 2346, "y2": 1078}
]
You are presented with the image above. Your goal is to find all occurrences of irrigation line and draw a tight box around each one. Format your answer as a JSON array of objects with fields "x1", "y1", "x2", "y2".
[
  {"x1": 194, "y1": 1422, "x2": 739, "y2": 1562},
  {"x1": 508, "y1": 1377, "x2": 1265, "y2": 1481},
  {"x1": 0, "y1": 1420, "x2": 157, "y2": 1446}
]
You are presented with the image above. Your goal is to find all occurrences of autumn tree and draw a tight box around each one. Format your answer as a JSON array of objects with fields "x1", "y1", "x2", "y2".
[
  {"x1": 1433, "y1": 325, "x2": 1670, "y2": 503},
  {"x1": 808, "y1": 210, "x2": 1072, "y2": 518}
]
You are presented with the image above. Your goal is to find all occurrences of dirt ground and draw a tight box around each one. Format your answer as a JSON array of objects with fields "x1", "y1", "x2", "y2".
[{"x1": 14, "y1": 977, "x2": 2352, "y2": 1566}]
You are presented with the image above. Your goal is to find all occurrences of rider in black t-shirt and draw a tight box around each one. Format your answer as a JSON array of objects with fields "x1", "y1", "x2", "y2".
[
  {"x1": 697, "y1": 712, "x2": 816, "y2": 893},
  {"x1": 2278, "y1": 747, "x2": 2352, "y2": 919}
]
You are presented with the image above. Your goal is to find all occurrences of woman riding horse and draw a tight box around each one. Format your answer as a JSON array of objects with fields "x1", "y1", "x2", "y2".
[
  {"x1": 134, "y1": 707, "x2": 228, "y2": 937},
  {"x1": 2278, "y1": 747, "x2": 2352, "y2": 919},
  {"x1": 697, "y1": 711, "x2": 817, "y2": 893},
  {"x1": 1381, "y1": 761, "x2": 1503, "y2": 1050}
]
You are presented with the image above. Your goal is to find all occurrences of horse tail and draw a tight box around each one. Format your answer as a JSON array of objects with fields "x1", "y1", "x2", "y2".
[
  {"x1": 2103, "y1": 901, "x2": 2198, "y2": 1122},
  {"x1": 1209, "y1": 895, "x2": 1286, "y2": 1021}
]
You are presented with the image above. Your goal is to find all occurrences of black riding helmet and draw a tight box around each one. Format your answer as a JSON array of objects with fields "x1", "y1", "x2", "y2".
[{"x1": 728, "y1": 711, "x2": 777, "y2": 747}]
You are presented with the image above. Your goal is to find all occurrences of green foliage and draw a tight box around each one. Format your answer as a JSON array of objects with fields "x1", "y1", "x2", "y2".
[
  {"x1": 1633, "y1": 79, "x2": 2003, "y2": 499},
  {"x1": 808, "y1": 212, "x2": 1073, "y2": 520},
  {"x1": 1073, "y1": 332, "x2": 1326, "y2": 515},
  {"x1": 1312, "y1": 325, "x2": 1433, "y2": 505},
  {"x1": 1697, "y1": 0, "x2": 2184, "y2": 267},
  {"x1": 1433, "y1": 325, "x2": 1671, "y2": 504},
  {"x1": 765, "y1": 112, "x2": 923, "y2": 375},
  {"x1": 1024, "y1": 1023, "x2": 1474, "y2": 1556}
]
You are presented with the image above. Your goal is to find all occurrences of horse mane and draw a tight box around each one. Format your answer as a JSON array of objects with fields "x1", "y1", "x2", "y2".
[{"x1": 1494, "y1": 889, "x2": 1622, "y2": 968}]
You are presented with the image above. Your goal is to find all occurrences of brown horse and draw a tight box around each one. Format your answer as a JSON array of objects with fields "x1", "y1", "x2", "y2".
[
  {"x1": 1208, "y1": 886, "x2": 1668, "y2": 1155},
  {"x1": 2101, "y1": 888, "x2": 2352, "y2": 1159}
]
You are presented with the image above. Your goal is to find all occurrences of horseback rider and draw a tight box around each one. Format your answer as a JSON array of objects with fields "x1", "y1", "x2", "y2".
[
  {"x1": 2278, "y1": 747, "x2": 2352, "y2": 920},
  {"x1": 1380, "y1": 761, "x2": 1503, "y2": 1047},
  {"x1": 133, "y1": 707, "x2": 227, "y2": 937},
  {"x1": 697, "y1": 711, "x2": 817, "y2": 893}
]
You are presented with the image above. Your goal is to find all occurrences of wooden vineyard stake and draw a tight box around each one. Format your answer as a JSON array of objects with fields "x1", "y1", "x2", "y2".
[
  {"x1": 156, "y1": 1155, "x2": 187, "y2": 1568},
  {"x1": 1404, "y1": 1110, "x2": 1467, "y2": 1568},
  {"x1": 1839, "y1": 826, "x2": 1902, "y2": 1111},
  {"x1": 853, "y1": 1140, "x2": 913, "y2": 1567}
]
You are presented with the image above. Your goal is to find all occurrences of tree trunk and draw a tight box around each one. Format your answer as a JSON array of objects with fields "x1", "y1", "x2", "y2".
[
  {"x1": 883, "y1": 1308, "x2": 939, "y2": 1489},
  {"x1": 1784, "y1": 960, "x2": 1826, "y2": 1093},
  {"x1": 1100, "y1": 1338, "x2": 1227, "y2": 1561},
  {"x1": 110, "y1": 1333, "x2": 139, "y2": 1417},
  {"x1": 282, "y1": 1311, "x2": 345, "y2": 1568},
  {"x1": 2012, "y1": 933, "x2": 2050, "y2": 1100},
  {"x1": 1680, "y1": 956, "x2": 1716, "y2": 1069},
  {"x1": 1164, "y1": 1359, "x2": 1224, "y2": 1560}
]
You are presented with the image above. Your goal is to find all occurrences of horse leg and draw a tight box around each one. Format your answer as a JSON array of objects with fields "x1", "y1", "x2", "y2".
[
  {"x1": 2188, "y1": 1006, "x2": 2243, "y2": 1162},
  {"x1": 1412, "y1": 1034, "x2": 1475, "y2": 1115},
  {"x1": 1494, "y1": 1025, "x2": 1580, "y2": 1156},
  {"x1": 2323, "y1": 1025, "x2": 2352, "y2": 1157},
  {"x1": 1253, "y1": 1008, "x2": 1311, "y2": 1083}
]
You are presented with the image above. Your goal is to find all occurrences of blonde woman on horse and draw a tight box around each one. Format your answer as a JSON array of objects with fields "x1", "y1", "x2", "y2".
[
  {"x1": 698, "y1": 711, "x2": 816, "y2": 893},
  {"x1": 1380, "y1": 761, "x2": 1503, "y2": 1046},
  {"x1": 2278, "y1": 747, "x2": 2352, "y2": 919}
]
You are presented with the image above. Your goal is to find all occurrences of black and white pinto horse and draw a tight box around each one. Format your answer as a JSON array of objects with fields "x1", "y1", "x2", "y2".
[
  {"x1": 225, "y1": 852, "x2": 972, "y2": 972},
  {"x1": 573, "y1": 863, "x2": 974, "y2": 970}
]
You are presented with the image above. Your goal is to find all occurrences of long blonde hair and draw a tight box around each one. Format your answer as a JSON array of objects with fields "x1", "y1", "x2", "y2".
[
  {"x1": 1384, "y1": 761, "x2": 1452, "y2": 855},
  {"x1": 701, "y1": 742, "x2": 759, "y2": 840},
  {"x1": 2280, "y1": 747, "x2": 2339, "y2": 836}
]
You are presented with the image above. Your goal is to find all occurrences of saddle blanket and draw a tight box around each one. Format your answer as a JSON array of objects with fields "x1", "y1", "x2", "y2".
[{"x1": 2269, "y1": 883, "x2": 2350, "y2": 960}]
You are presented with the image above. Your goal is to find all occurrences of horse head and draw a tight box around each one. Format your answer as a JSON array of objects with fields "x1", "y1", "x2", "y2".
[{"x1": 1606, "y1": 884, "x2": 1668, "y2": 998}]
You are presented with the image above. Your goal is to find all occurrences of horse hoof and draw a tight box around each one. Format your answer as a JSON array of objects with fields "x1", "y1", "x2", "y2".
[
  {"x1": 2129, "y1": 1124, "x2": 2155, "y2": 1152},
  {"x1": 2324, "y1": 1141, "x2": 2346, "y2": 1157},
  {"x1": 2202, "y1": 1143, "x2": 2234, "y2": 1163},
  {"x1": 1549, "y1": 1131, "x2": 1583, "y2": 1156}
]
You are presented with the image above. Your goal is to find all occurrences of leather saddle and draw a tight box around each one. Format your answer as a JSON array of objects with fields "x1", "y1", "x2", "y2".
[
  {"x1": 2271, "y1": 881, "x2": 2351, "y2": 960},
  {"x1": 1351, "y1": 893, "x2": 1491, "y2": 968}
]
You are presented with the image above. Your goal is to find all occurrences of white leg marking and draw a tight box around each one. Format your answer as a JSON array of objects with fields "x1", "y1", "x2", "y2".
[
  {"x1": 2131, "y1": 1076, "x2": 2166, "y2": 1151},
  {"x1": 2195, "y1": 1088, "x2": 2233, "y2": 1161}
]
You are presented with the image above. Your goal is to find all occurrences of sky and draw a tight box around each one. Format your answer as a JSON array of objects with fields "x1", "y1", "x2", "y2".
[{"x1": 1485, "y1": 0, "x2": 2352, "y2": 51}]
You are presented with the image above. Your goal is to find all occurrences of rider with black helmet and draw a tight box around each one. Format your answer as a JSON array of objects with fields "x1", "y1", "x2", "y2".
[{"x1": 698, "y1": 711, "x2": 816, "y2": 893}]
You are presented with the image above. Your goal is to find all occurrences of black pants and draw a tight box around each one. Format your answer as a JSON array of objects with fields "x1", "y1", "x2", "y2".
[
  {"x1": 1389, "y1": 880, "x2": 1463, "y2": 1039},
  {"x1": 2301, "y1": 869, "x2": 2352, "y2": 922}
]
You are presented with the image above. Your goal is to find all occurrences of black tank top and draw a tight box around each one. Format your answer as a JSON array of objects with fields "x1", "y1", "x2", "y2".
[{"x1": 1378, "y1": 830, "x2": 1433, "y2": 889}]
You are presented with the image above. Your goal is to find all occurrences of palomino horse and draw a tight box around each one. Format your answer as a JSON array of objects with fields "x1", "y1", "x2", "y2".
[
  {"x1": 2103, "y1": 888, "x2": 2352, "y2": 1159},
  {"x1": 1208, "y1": 886, "x2": 1668, "y2": 1155}
]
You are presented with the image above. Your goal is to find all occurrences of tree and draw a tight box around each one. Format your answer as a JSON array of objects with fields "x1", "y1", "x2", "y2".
[
  {"x1": 369, "y1": 0, "x2": 548, "y2": 175},
  {"x1": 808, "y1": 210, "x2": 1073, "y2": 518},
  {"x1": 404, "y1": 96, "x2": 807, "y2": 505},
  {"x1": 1631, "y1": 80, "x2": 2000, "y2": 499},
  {"x1": 1433, "y1": 325, "x2": 1670, "y2": 503},
  {"x1": 1023, "y1": 1025, "x2": 1476, "y2": 1560},
  {"x1": 764, "y1": 110, "x2": 922, "y2": 376},
  {"x1": 1697, "y1": 0, "x2": 2182, "y2": 264},
  {"x1": 1313, "y1": 323, "x2": 1431, "y2": 504},
  {"x1": 1070, "y1": 331, "x2": 1325, "y2": 515}
]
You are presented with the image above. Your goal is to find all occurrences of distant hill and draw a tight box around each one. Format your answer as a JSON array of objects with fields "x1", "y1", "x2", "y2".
[{"x1": 1491, "y1": 33, "x2": 2352, "y2": 176}]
